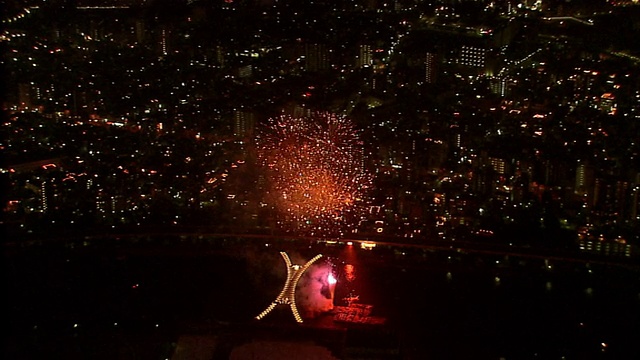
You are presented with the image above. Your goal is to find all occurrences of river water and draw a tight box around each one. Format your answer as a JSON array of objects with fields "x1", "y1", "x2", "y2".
[{"x1": 4, "y1": 236, "x2": 640, "y2": 359}]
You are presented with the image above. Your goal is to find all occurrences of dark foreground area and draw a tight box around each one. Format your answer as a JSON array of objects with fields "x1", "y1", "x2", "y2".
[{"x1": 4, "y1": 235, "x2": 640, "y2": 359}]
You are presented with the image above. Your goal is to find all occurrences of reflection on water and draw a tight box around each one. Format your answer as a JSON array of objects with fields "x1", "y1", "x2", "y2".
[
  {"x1": 341, "y1": 263, "x2": 359, "y2": 306},
  {"x1": 334, "y1": 242, "x2": 365, "y2": 308},
  {"x1": 344, "y1": 264, "x2": 356, "y2": 282}
]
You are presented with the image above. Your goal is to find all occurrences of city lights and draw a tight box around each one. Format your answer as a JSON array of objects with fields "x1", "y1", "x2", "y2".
[{"x1": 3, "y1": 1, "x2": 640, "y2": 358}]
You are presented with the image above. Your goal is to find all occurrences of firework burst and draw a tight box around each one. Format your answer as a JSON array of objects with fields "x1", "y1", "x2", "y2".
[{"x1": 257, "y1": 112, "x2": 370, "y2": 236}]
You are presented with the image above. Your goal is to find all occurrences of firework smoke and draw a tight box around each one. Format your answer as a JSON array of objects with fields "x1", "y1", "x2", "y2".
[{"x1": 296, "y1": 263, "x2": 335, "y2": 319}]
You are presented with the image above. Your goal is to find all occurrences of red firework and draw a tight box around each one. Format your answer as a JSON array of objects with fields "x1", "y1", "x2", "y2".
[{"x1": 257, "y1": 112, "x2": 370, "y2": 236}]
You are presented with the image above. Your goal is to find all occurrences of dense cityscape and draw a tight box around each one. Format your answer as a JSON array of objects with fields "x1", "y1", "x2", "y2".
[{"x1": 3, "y1": 0, "x2": 640, "y2": 359}]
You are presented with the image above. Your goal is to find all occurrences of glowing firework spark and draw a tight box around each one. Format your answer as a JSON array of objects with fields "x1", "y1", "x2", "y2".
[
  {"x1": 257, "y1": 112, "x2": 370, "y2": 236},
  {"x1": 327, "y1": 272, "x2": 337, "y2": 285}
]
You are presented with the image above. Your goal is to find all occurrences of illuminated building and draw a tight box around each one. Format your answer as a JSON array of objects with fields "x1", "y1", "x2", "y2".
[
  {"x1": 592, "y1": 178, "x2": 629, "y2": 223},
  {"x1": 425, "y1": 52, "x2": 438, "y2": 84},
  {"x1": 570, "y1": 69, "x2": 598, "y2": 99},
  {"x1": 490, "y1": 77, "x2": 509, "y2": 97},
  {"x1": 458, "y1": 45, "x2": 486, "y2": 68},
  {"x1": 233, "y1": 110, "x2": 255, "y2": 139},
  {"x1": 304, "y1": 43, "x2": 329, "y2": 72},
  {"x1": 600, "y1": 93, "x2": 617, "y2": 115},
  {"x1": 575, "y1": 162, "x2": 595, "y2": 197},
  {"x1": 255, "y1": 252, "x2": 323, "y2": 323},
  {"x1": 160, "y1": 28, "x2": 169, "y2": 56},
  {"x1": 490, "y1": 157, "x2": 506, "y2": 175},
  {"x1": 41, "y1": 181, "x2": 48, "y2": 212},
  {"x1": 135, "y1": 19, "x2": 145, "y2": 43},
  {"x1": 579, "y1": 236, "x2": 632, "y2": 257},
  {"x1": 358, "y1": 44, "x2": 373, "y2": 68},
  {"x1": 238, "y1": 64, "x2": 253, "y2": 79},
  {"x1": 215, "y1": 46, "x2": 226, "y2": 67},
  {"x1": 18, "y1": 83, "x2": 37, "y2": 109}
]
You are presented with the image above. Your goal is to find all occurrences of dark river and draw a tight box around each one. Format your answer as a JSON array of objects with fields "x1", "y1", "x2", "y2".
[{"x1": 4, "y1": 235, "x2": 640, "y2": 359}]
